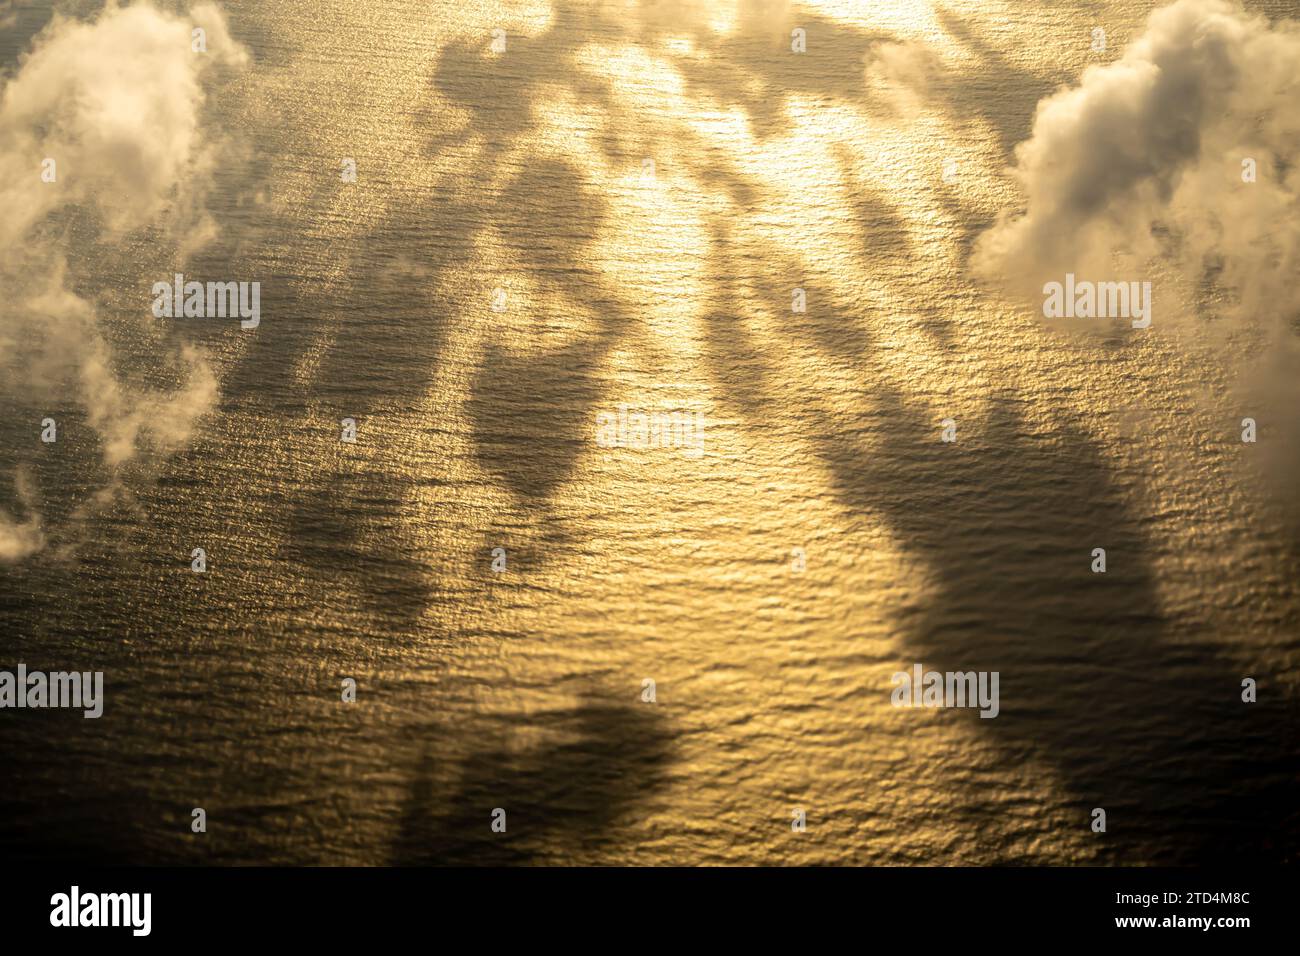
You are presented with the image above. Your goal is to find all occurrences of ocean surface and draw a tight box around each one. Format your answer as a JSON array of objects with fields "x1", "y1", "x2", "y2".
[{"x1": 1, "y1": 0, "x2": 1297, "y2": 865}]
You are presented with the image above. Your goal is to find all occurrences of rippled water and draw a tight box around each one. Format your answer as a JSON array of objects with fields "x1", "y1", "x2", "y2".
[{"x1": 1, "y1": 0, "x2": 1297, "y2": 865}]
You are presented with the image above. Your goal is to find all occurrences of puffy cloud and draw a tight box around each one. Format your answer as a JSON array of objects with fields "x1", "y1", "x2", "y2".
[
  {"x1": 973, "y1": 0, "x2": 1300, "y2": 317},
  {"x1": 0, "y1": 2, "x2": 248, "y2": 561},
  {"x1": 0, "y1": 2, "x2": 247, "y2": 242},
  {"x1": 973, "y1": 0, "x2": 1300, "y2": 514}
]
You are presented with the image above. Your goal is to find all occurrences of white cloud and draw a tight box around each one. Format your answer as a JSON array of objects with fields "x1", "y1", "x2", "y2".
[
  {"x1": 0, "y1": 1, "x2": 248, "y2": 561},
  {"x1": 973, "y1": 0, "x2": 1300, "y2": 511},
  {"x1": 974, "y1": 0, "x2": 1299, "y2": 313}
]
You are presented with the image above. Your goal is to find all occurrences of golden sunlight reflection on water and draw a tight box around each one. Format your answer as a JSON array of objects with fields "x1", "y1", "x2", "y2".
[{"x1": 2, "y1": 0, "x2": 1297, "y2": 865}]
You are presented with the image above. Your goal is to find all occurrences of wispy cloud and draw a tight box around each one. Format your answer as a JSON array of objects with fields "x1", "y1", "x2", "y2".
[{"x1": 0, "y1": 1, "x2": 248, "y2": 561}]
